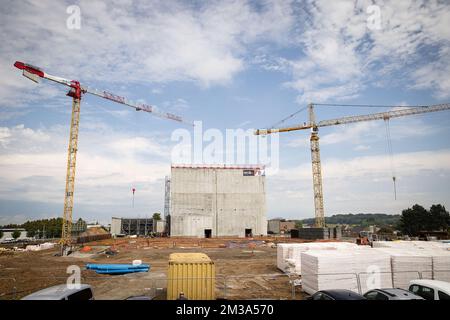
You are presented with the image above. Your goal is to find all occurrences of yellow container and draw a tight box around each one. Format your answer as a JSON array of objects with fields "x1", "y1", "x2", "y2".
[{"x1": 167, "y1": 253, "x2": 215, "y2": 300}]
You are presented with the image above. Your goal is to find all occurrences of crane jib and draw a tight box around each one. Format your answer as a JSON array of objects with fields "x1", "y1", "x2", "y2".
[
  {"x1": 166, "y1": 113, "x2": 183, "y2": 122},
  {"x1": 103, "y1": 91, "x2": 126, "y2": 104},
  {"x1": 136, "y1": 103, "x2": 154, "y2": 112}
]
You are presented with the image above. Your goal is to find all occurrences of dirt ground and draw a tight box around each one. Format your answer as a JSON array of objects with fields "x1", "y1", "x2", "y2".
[{"x1": 0, "y1": 237, "x2": 309, "y2": 300}]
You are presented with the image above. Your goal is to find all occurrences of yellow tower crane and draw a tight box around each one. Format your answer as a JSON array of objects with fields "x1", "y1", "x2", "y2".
[
  {"x1": 14, "y1": 61, "x2": 192, "y2": 255},
  {"x1": 255, "y1": 103, "x2": 450, "y2": 227}
]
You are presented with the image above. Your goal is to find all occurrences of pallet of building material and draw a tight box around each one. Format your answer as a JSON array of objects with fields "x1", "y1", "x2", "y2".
[
  {"x1": 352, "y1": 248, "x2": 393, "y2": 293},
  {"x1": 25, "y1": 242, "x2": 55, "y2": 251},
  {"x1": 276, "y1": 243, "x2": 292, "y2": 272},
  {"x1": 373, "y1": 240, "x2": 449, "y2": 250},
  {"x1": 419, "y1": 248, "x2": 450, "y2": 282},
  {"x1": 301, "y1": 250, "x2": 359, "y2": 295},
  {"x1": 301, "y1": 248, "x2": 393, "y2": 295},
  {"x1": 374, "y1": 248, "x2": 433, "y2": 289},
  {"x1": 276, "y1": 242, "x2": 358, "y2": 274},
  {"x1": 411, "y1": 241, "x2": 450, "y2": 250}
]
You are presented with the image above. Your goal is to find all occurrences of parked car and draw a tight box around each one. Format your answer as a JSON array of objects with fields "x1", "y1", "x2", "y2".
[
  {"x1": 21, "y1": 284, "x2": 94, "y2": 300},
  {"x1": 364, "y1": 288, "x2": 424, "y2": 300},
  {"x1": 125, "y1": 295, "x2": 154, "y2": 300},
  {"x1": 408, "y1": 279, "x2": 450, "y2": 300},
  {"x1": 307, "y1": 289, "x2": 366, "y2": 300}
]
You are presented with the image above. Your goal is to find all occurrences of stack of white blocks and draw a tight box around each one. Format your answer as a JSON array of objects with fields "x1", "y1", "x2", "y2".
[
  {"x1": 277, "y1": 240, "x2": 450, "y2": 294},
  {"x1": 430, "y1": 250, "x2": 450, "y2": 282},
  {"x1": 301, "y1": 250, "x2": 359, "y2": 295},
  {"x1": 373, "y1": 241, "x2": 450, "y2": 284},
  {"x1": 373, "y1": 240, "x2": 450, "y2": 250},
  {"x1": 301, "y1": 247, "x2": 393, "y2": 295},
  {"x1": 373, "y1": 248, "x2": 433, "y2": 289},
  {"x1": 276, "y1": 242, "x2": 358, "y2": 274}
]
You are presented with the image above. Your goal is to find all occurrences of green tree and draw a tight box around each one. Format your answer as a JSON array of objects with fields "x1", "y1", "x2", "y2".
[
  {"x1": 429, "y1": 204, "x2": 450, "y2": 231},
  {"x1": 294, "y1": 221, "x2": 303, "y2": 229},
  {"x1": 399, "y1": 204, "x2": 450, "y2": 236},
  {"x1": 27, "y1": 230, "x2": 36, "y2": 238},
  {"x1": 378, "y1": 226, "x2": 394, "y2": 234},
  {"x1": 399, "y1": 204, "x2": 428, "y2": 236},
  {"x1": 152, "y1": 213, "x2": 161, "y2": 221},
  {"x1": 22, "y1": 218, "x2": 63, "y2": 239},
  {"x1": 12, "y1": 230, "x2": 21, "y2": 240}
]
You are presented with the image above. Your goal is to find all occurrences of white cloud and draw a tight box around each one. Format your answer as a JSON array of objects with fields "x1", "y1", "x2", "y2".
[
  {"x1": 0, "y1": 124, "x2": 51, "y2": 148},
  {"x1": 160, "y1": 98, "x2": 190, "y2": 113},
  {"x1": 281, "y1": 0, "x2": 450, "y2": 103},
  {"x1": 0, "y1": 0, "x2": 296, "y2": 106},
  {"x1": 272, "y1": 149, "x2": 450, "y2": 182},
  {"x1": 411, "y1": 47, "x2": 450, "y2": 99},
  {"x1": 354, "y1": 144, "x2": 371, "y2": 151},
  {"x1": 267, "y1": 148, "x2": 450, "y2": 218},
  {"x1": 108, "y1": 136, "x2": 170, "y2": 158},
  {"x1": 286, "y1": 116, "x2": 438, "y2": 148},
  {"x1": 0, "y1": 123, "x2": 172, "y2": 210}
]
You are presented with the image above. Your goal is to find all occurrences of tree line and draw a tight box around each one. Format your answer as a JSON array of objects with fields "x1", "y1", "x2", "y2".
[
  {"x1": 301, "y1": 213, "x2": 401, "y2": 227},
  {"x1": 398, "y1": 204, "x2": 449, "y2": 236},
  {"x1": 0, "y1": 218, "x2": 63, "y2": 239},
  {"x1": 299, "y1": 204, "x2": 449, "y2": 237}
]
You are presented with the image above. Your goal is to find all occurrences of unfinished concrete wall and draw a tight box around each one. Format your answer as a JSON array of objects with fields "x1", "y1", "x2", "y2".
[
  {"x1": 170, "y1": 165, "x2": 267, "y2": 237},
  {"x1": 111, "y1": 217, "x2": 122, "y2": 236},
  {"x1": 267, "y1": 219, "x2": 281, "y2": 234}
]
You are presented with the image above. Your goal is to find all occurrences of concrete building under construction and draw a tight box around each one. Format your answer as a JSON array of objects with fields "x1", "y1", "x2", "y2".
[
  {"x1": 111, "y1": 217, "x2": 165, "y2": 236},
  {"x1": 168, "y1": 165, "x2": 267, "y2": 238}
]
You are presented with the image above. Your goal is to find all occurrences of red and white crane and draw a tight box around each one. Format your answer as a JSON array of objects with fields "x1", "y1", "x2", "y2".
[{"x1": 14, "y1": 61, "x2": 192, "y2": 255}]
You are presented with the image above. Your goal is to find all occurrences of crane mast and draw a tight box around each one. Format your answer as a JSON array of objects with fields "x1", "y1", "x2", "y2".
[
  {"x1": 255, "y1": 103, "x2": 450, "y2": 228},
  {"x1": 309, "y1": 104, "x2": 325, "y2": 227},
  {"x1": 13, "y1": 61, "x2": 190, "y2": 255},
  {"x1": 61, "y1": 95, "x2": 80, "y2": 251}
]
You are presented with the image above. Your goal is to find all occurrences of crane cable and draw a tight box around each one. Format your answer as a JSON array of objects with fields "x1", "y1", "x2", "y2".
[
  {"x1": 132, "y1": 110, "x2": 138, "y2": 209},
  {"x1": 85, "y1": 100, "x2": 138, "y2": 208},
  {"x1": 313, "y1": 103, "x2": 428, "y2": 108},
  {"x1": 268, "y1": 106, "x2": 309, "y2": 129},
  {"x1": 384, "y1": 119, "x2": 397, "y2": 200}
]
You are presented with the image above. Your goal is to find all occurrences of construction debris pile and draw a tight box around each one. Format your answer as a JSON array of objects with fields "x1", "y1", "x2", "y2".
[
  {"x1": 25, "y1": 242, "x2": 55, "y2": 251},
  {"x1": 277, "y1": 241, "x2": 450, "y2": 294},
  {"x1": 0, "y1": 242, "x2": 56, "y2": 254}
]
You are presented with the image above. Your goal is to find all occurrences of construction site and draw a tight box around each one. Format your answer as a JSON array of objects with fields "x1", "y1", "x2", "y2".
[
  {"x1": 0, "y1": 60, "x2": 449, "y2": 301},
  {"x1": 2, "y1": 1, "x2": 450, "y2": 302}
]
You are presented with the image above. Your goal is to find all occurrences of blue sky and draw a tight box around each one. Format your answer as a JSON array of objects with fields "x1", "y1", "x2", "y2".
[{"x1": 0, "y1": 0, "x2": 449, "y2": 225}]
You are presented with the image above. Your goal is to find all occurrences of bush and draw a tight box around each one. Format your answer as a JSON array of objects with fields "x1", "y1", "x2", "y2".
[{"x1": 12, "y1": 230, "x2": 21, "y2": 239}]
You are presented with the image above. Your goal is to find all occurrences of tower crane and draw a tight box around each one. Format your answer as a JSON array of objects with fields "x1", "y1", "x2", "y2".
[
  {"x1": 255, "y1": 103, "x2": 450, "y2": 228},
  {"x1": 13, "y1": 61, "x2": 192, "y2": 255}
]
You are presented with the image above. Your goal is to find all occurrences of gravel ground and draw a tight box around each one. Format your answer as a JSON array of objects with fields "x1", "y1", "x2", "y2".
[{"x1": 0, "y1": 238, "x2": 305, "y2": 300}]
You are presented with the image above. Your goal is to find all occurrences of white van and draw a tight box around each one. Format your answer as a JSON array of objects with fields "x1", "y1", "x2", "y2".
[{"x1": 409, "y1": 279, "x2": 450, "y2": 300}]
